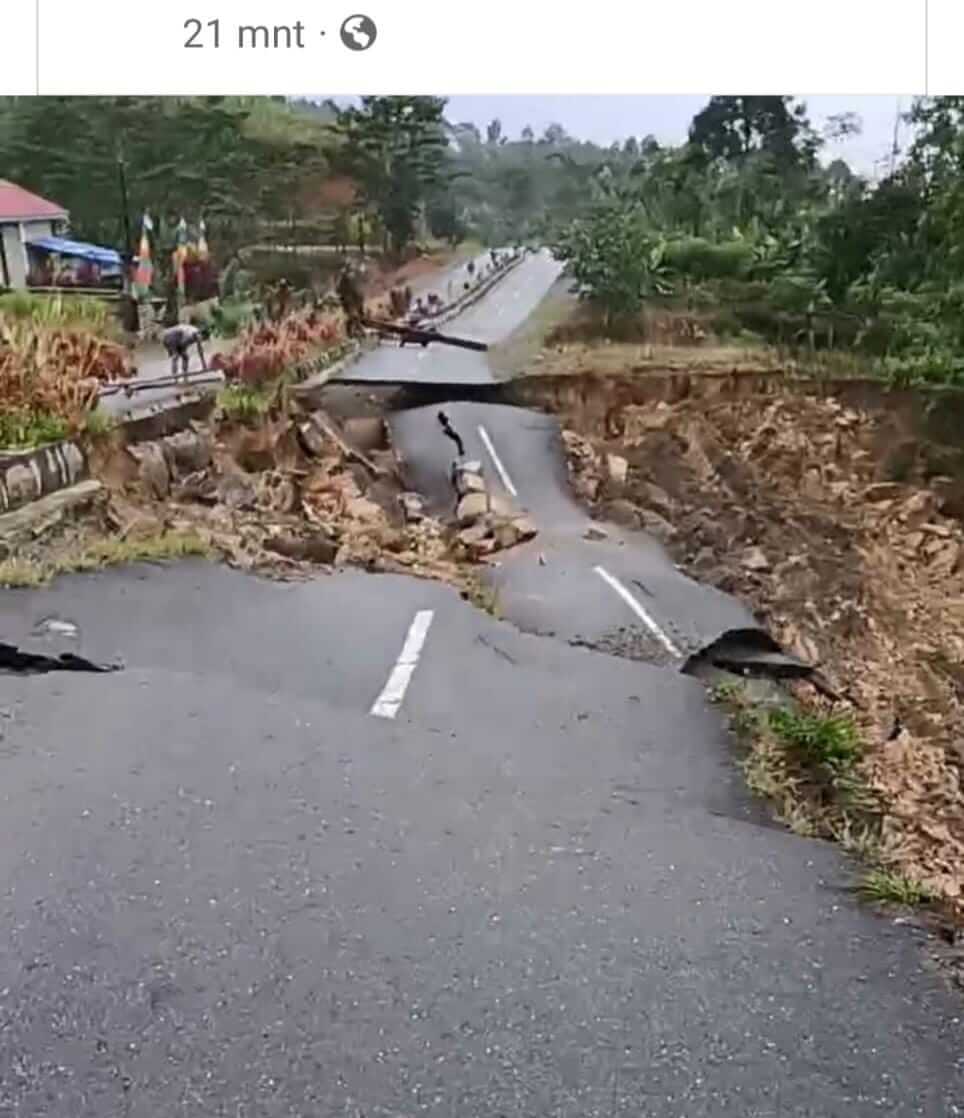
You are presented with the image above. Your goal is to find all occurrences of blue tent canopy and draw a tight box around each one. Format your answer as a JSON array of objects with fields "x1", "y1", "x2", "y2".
[{"x1": 27, "y1": 236, "x2": 122, "y2": 268}]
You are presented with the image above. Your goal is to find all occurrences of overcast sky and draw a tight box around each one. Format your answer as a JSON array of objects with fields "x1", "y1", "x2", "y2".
[{"x1": 439, "y1": 95, "x2": 908, "y2": 175}]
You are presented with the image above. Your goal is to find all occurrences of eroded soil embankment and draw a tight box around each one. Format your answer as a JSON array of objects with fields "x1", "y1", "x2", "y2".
[{"x1": 508, "y1": 369, "x2": 964, "y2": 916}]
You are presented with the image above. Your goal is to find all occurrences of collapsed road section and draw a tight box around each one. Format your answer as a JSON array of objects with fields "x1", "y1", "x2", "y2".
[
  {"x1": 3, "y1": 259, "x2": 964, "y2": 1118},
  {"x1": 387, "y1": 398, "x2": 768, "y2": 666}
]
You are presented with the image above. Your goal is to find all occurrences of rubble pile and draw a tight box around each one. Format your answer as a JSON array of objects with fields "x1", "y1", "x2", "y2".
[
  {"x1": 92, "y1": 400, "x2": 542, "y2": 603},
  {"x1": 100, "y1": 407, "x2": 462, "y2": 586},
  {"x1": 449, "y1": 459, "x2": 538, "y2": 559},
  {"x1": 559, "y1": 389, "x2": 964, "y2": 913}
]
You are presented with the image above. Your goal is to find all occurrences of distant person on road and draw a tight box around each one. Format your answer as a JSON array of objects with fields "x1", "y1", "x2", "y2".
[
  {"x1": 271, "y1": 278, "x2": 292, "y2": 322},
  {"x1": 408, "y1": 297, "x2": 427, "y2": 324},
  {"x1": 337, "y1": 264, "x2": 366, "y2": 338},
  {"x1": 162, "y1": 322, "x2": 209, "y2": 379}
]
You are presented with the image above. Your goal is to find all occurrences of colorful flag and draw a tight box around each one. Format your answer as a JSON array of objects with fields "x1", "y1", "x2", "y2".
[
  {"x1": 133, "y1": 213, "x2": 154, "y2": 297},
  {"x1": 174, "y1": 217, "x2": 188, "y2": 296}
]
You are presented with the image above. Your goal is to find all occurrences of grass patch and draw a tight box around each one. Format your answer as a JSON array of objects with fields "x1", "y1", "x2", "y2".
[
  {"x1": 712, "y1": 680, "x2": 881, "y2": 847},
  {"x1": 0, "y1": 291, "x2": 117, "y2": 336},
  {"x1": 0, "y1": 530, "x2": 213, "y2": 589},
  {"x1": 0, "y1": 409, "x2": 70, "y2": 450},
  {"x1": 0, "y1": 559, "x2": 49, "y2": 589},
  {"x1": 858, "y1": 869, "x2": 935, "y2": 908},
  {"x1": 216, "y1": 385, "x2": 274, "y2": 425},
  {"x1": 768, "y1": 706, "x2": 861, "y2": 770}
]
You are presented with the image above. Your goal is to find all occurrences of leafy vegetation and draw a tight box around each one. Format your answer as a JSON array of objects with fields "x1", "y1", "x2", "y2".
[
  {"x1": 7, "y1": 94, "x2": 964, "y2": 383},
  {"x1": 328, "y1": 97, "x2": 454, "y2": 253},
  {"x1": 0, "y1": 408, "x2": 69, "y2": 450},
  {"x1": 0, "y1": 292, "x2": 117, "y2": 335},
  {"x1": 0, "y1": 296, "x2": 131, "y2": 439},
  {"x1": 554, "y1": 203, "x2": 670, "y2": 327},
  {"x1": 544, "y1": 95, "x2": 964, "y2": 385},
  {"x1": 0, "y1": 96, "x2": 332, "y2": 264},
  {"x1": 216, "y1": 385, "x2": 273, "y2": 425}
]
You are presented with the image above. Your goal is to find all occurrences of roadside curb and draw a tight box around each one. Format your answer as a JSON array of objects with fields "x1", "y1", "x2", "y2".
[{"x1": 0, "y1": 441, "x2": 88, "y2": 514}]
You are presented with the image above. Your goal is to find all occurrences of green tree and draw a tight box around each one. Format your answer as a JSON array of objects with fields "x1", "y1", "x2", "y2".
[
  {"x1": 0, "y1": 96, "x2": 332, "y2": 260},
  {"x1": 554, "y1": 202, "x2": 669, "y2": 326},
  {"x1": 330, "y1": 96, "x2": 451, "y2": 253}
]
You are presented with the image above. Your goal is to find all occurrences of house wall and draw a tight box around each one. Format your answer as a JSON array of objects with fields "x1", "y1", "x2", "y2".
[
  {"x1": 0, "y1": 220, "x2": 56, "y2": 289},
  {"x1": 0, "y1": 225, "x2": 24, "y2": 288}
]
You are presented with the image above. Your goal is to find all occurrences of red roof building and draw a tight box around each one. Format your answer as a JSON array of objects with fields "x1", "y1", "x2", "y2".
[
  {"x1": 0, "y1": 181, "x2": 69, "y2": 289},
  {"x1": 0, "y1": 180, "x2": 68, "y2": 224}
]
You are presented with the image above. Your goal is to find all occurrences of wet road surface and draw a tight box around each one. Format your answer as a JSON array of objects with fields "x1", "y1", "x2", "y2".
[
  {"x1": 334, "y1": 249, "x2": 564, "y2": 387},
  {"x1": 390, "y1": 401, "x2": 757, "y2": 659},
  {"x1": 1, "y1": 252, "x2": 963, "y2": 1115}
]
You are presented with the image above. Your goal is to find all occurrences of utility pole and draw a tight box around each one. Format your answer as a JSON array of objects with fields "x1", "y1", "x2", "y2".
[
  {"x1": 117, "y1": 155, "x2": 140, "y2": 334},
  {"x1": 890, "y1": 97, "x2": 902, "y2": 177}
]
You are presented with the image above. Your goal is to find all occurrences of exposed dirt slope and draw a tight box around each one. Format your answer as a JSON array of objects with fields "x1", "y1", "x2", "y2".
[{"x1": 549, "y1": 377, "x2": 964, "y2": 914}]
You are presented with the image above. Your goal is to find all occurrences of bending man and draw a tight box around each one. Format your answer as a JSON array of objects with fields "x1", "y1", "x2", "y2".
[{"x1": 161, "y1": 322, "x2": 209, "y2": 379}]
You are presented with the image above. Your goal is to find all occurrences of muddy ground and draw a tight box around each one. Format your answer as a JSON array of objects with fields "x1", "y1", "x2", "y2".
[{"x1": 534, "y1": 371, "x2": 964, "y2": 918}]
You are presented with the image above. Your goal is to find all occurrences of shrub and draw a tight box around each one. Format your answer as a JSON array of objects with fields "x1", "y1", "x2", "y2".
[
  {"x1": 664, "y1": 237, "x2": 755, "y2": 281},
  {"x1": 0, "y1": 409, "x2": 70, "y2": 450},
  {"x1": 553, "y1": 204, "x2": 672, "y2": 326}
]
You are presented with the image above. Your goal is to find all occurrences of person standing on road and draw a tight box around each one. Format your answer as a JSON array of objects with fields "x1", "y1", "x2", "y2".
[
  {"x1": 271, "y1": 278, "x2": 292, "y2": 322},
  {"x1": 337, "y1": 264, "x2": 366, "y2": 338},
  {"x1": 161, "y1": 322, "x2": 209, "y2": 379}
]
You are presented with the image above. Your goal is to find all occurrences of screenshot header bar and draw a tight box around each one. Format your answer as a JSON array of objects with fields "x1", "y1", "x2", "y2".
[{"x1": 2, "y1": 1, "x2": 950, "y2": 96}]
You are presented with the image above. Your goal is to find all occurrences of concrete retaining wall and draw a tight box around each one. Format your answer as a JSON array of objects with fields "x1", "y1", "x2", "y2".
[{"x1": 0, "y1": 441, "x2": 87, "y2": 513}]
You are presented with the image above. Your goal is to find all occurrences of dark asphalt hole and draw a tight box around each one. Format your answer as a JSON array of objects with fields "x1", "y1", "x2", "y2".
[
  {"x1": 0, "y1": 642, "x2": 121, "y2": 676},
  {"x1": 389, "y1": 384, "x2": 503, "y2": 410},
  {"x1": 682, "y1": 628, "x2": 814, "y2": 681}
]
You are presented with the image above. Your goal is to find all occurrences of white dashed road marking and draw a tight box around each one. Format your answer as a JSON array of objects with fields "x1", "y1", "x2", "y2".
[
  {"x1": 478, "y1": 425, "x2": 518, "y2": 497},
  {"x1": 370, "y1": 610, "x2": 435, "y2": 719},
  {"x1": 593, "y1": 566, "x2": 682, "y2": 659}
]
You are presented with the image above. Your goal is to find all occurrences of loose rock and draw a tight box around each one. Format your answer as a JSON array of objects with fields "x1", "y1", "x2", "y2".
[
  {"x1": 163, "y1": 429, "x2": 212, "y2": 475},
  {"x1": 265, "y1": 532, "x2": 338, "y2": 565},
  {"x1": 603, "y1": 498, "x2": 643, "y2": 529},
  {"x1": 741, "y1": 546, "x2": 770, "y2": 572},
  {"x1": 127, "y1": 443, "x2": 171, "y2": 499},
  {"x1": 605, "y1": 454, "x2": 629, "y2": 487},
  {"x1": 398, "y1": 492, "x2": 425, "y2": 523},
  {"x1": 638, "y1": 508, "x2": 676, "y2": 542},
  {"x1": 456, "y1": 492, "x2": 489, "y2": 526}
]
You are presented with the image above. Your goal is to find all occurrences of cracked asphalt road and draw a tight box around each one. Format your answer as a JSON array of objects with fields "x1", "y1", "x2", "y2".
[{"x1": 1, "y1": 257, "x2": 962, "y2": 1115}]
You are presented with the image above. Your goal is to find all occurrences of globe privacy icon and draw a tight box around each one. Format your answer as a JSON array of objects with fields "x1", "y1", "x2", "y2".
[{"x1": 340, "y1": 15, "x2": 378, "y2": 51}]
